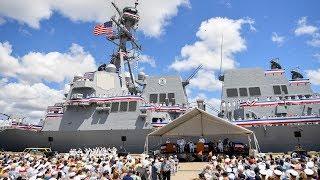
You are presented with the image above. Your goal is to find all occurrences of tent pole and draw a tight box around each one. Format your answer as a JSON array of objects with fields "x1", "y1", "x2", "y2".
[
  {"x1": 201, "y1": 113, "x2": 204, "y2": 136},
  {"x1": 247, "y1": 134, "x2": 252, "y2": 150},
  {"x1": 253, "y1": 133, "x2": 260, "y2": 152},
  {"x1": 144, "y1": 135, "x2": 149, "y2": 154}
]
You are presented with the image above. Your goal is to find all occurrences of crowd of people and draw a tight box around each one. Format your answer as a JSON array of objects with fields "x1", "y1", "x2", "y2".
[
  {"x1": 0, "y1": 147, "x2": 179, "y2": 180},
  {"x1": 199, "y1": 153, "x2": 320, "y2": 180},
  {"x1": 1, "y1": 145, "x2": 320, "y2": 180}
]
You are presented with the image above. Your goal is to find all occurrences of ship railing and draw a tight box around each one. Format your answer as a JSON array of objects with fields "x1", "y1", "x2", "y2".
[{"x1": 235, "y1": 114, "x2": 320, "y2": 121}]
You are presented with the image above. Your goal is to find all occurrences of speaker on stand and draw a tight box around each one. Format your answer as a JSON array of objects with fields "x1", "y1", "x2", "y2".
[
  {"x1": 48, "y1": 137, "x2": 53, "y2": 149},
  {"x1": 118, "y1": 136, "x2": 128, "y2": 156},
  {"x1": 294, "y1": 131, "x2": 302, "y2": 149}
]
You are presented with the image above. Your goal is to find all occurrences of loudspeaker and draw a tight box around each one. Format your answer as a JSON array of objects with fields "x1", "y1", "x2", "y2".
[
  {"x1": 294, "y1": 131, "x2": 301, "y2": 138},
  {"x1": 121, "y1": 136, "x2": 126, "y2": 142},
  {"x1": 48, "y1": 137, "x2": 53, "y2": 142}
]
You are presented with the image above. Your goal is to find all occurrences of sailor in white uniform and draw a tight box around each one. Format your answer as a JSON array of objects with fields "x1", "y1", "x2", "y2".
[
  {"x1": 189, "y1": 141, "x2": 195, "y2": 153},
  {"x1": 199, "y1": 136, "x2": 205, "y2": 143},
  {"x1": 179, "y1": 138, "x2": 186, "y2": 153},
  {"x1": 218, "y1": 140, "x2": 223, "y2": 153}
]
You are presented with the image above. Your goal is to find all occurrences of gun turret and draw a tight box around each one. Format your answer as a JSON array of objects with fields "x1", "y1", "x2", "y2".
[{"x1": 270, "y1": 58, "x2": 282, "y2": 70}]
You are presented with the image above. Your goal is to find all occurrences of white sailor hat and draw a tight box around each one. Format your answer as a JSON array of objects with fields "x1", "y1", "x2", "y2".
[
  {"x1": 304, "y1": 168, "x2": 314, "y2": 176},
  {"x1": 51, "y1": 170, "x2": 58, "y2": 176},
  {"x1": 260, "y1": 169, "x2": 267, "y2": 176},
  {"x1": 307, "y1": 161, "x2": 314, "y2": 169},
  {"x1": 237, "y1": 165, "x2": 244, "y2": 171},
  {"x1": 289, "y1": 169, "x2": 299, "y2": 177},
  {"x1": 68, "y1": 172, "x2": 76, "y2": 177},
  {"x1": 37, "y1": 171, "x2": 44, "y2": 177},
  {"x1": 247, "y1": 170, "x2": 256, "y2": 179},
  {"x1": 274, "y1": 169, "x2": 283, "y2": 176},
  {"x1": 226, "y1": 167, "x2": 232, "y2": 173},
  {"x1": 228, "y1": 173, "x2": 235, "y2": 180},
  {"x1": 212, "y1": 156, "x2": 217, "y2": 160},
  {"x1": 258, "y1": 163, "x2": 266, "y2": 170}
]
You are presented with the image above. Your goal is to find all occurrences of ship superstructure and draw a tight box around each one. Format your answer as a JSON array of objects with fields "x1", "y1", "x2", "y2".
[{"x1": 219, "y1": 59, "x2": 320, "y2": 152}]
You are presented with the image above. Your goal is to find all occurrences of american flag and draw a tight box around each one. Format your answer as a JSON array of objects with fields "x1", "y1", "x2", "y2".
[{"x1": 93, "y1": 21, "x2": 114, "y2": 38}]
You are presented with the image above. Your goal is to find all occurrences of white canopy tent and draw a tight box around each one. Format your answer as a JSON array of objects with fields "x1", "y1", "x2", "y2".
[{"x1": 145, "y1": 108, "x2": 260, "y2": 153}]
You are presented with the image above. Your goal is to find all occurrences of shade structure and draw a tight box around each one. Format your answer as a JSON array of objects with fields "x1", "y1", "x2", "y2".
[
  {"x1": 149, "y1": 108, "x2": 253, "y2": 137},
  {"x1": 145, "y1": 108, "x2": 259, "y2": 153}
]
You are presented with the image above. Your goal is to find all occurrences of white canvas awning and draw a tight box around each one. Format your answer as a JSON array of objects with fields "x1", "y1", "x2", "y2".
[
  {"x1": 149, "y1": 108, "x2": 253, "y2": 137},
  {"x1": 145, "y1": 108, "x2": 259, "y2": 153}
]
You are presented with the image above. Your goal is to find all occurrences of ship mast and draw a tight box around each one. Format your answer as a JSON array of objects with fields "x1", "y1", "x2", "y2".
[{"x1": 109, "y1": 0, "x2": 141, "y2": 94}]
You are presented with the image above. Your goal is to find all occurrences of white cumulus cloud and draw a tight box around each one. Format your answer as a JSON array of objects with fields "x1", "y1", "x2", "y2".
[
  {"x1": 0, "y1": 0, "x2": 189, "y2": 37},
  {"x1": 0, "y1": 42, "x2": 97, "y2": 121},
  {"x1": 0, "y1": 42, "x2": 97, "y2": 83},
  {"x1": 306, "y1": 69, "x2": 320, "y2": 85},
  {"x1": 170, "y1": 17, "x2": 254, "y2": 91},
  {"x1": 189, "y1": 70, "x2": 222, "y2": 91},
  {"x1": 139, "y1": 54, "x2": 156, "y2": 67},
  {"x1": 271, "y1": 32, "x2": 285, "y2": 46},
  {"x1": 294, "y1": 17, "x2": 318, "y2": 36},
  {"x1": 307, "y1": 33, "x2": 320, "y2": 47},
  {"x1": 0, "y1": 80, "x2": 64, "y2": 121},
  {"x1": 314, "y1": 53, "x2": 320, "y2": 61},
  {"x1": 294, "y1": 17, "x2": 320, "y2": 47}
]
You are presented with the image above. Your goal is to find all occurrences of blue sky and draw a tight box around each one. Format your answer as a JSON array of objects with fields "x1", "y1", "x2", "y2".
[{"x1": 0, "y1": 0, "x2": 320, "y2": 120}]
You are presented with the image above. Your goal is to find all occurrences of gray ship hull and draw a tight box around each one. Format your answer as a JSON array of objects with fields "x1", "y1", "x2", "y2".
[
  {"x1": 248, "y1": 124, "x2": 320, "y2": 152},
  {"x1": 0, "y1": 129, "x2": 157, "y2": 153},
  {"x1": 1, "y1": 124, "x2": 319, "y2": 153}
]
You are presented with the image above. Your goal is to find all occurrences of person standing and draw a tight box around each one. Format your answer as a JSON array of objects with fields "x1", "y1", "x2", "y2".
[
  {"x1": 189, "y1": 141, "x2": 195, "y2": 153},
  {"x1": 180, "y1": 138, "x2": 186, "y2": 153},
  {"x1": 150, "y1": 161, "x2": 158, "y2": 180},
  {"x1": 161, "y1": 158, "x2": 171, "y2": 180},
  {"x1": 218, "y1": 140, "x2": 224, "y2": 153}
]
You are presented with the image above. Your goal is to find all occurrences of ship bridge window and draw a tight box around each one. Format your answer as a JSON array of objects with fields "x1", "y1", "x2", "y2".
[
  {"x1": 226, "y1": 88, "x2": 238, "y2": 97},
  {"x1": 150, "y1": 94, "x2": 158, "y2": 103},
  {"x1": 152, "y1": 117, "x2": 163, "y2": 123},
  {"x1": 111, "y1": 102, "x2": 119, "y2": 112},
  {"x1": 249, "y1": 87, "x2": 261, "y2": 96},
  {"x1": 239, "y1": 88, "x2": 248, "y2": 97},
  {"x1": 159, "y1": 93, "x2": 166, "y2": 104},
  {"x1": 307, "y1": 107, "x2": 312, "y2": 115},
  {"x1": 128, "y1": 101, "x2": 137, "y2": 111},
  {"x1": 273, "y1": 85, "x2": 281, "y2": 95},
  {"x1": 120, "y1": 102, "x2": 128, "y2": 112},
  {"x1": 281, "y1": 85, "x2": 288, "y2": 94},
  {"x1": 168, "y1": 93, "x2": 175, "y2": 105}
]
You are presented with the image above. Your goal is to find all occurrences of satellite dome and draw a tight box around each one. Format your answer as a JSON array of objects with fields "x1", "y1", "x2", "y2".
[
  {"x1": 138, "y1": 71, "x2": 146, "y2": 80},
  {"x1": 106, "y1": 64, "x2": 117, "y2": 73}
]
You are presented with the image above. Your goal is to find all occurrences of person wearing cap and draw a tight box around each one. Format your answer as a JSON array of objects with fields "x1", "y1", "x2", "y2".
[
  {"x1": 161, "y1": 158, "x2": 171, "y2": 180},
  {"x1": 188, "y1": 141, "x2": 195, "y2": 153},
  {"x1": 199, "y1": 136, "x2": 205, "y2": 143},
  {"x1": 218, "y1": 140, "x2": 223, "y2": 153},
  {"x1": 259, "y1": 169, "x2": 267, "y2": 180},
  {"x1": 288, "y1": 169, "x2": 299, "y2": 180},
  {"x1": 273, "y1": 169, "x2": 283, "y2": 180},
  {"x1": 304, "y1": 168, "x2": 314, "y2": 179},
  {"x1": 180, "y1": 138, "x2": 186, "y2": 153}
]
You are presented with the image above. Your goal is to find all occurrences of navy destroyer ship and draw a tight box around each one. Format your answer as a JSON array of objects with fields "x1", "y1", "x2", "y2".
[
  {"x1": 1, "y1": 1, "x2": 319, "y2": 153},
  {"x1": 0, "y1": 1, "x2": 190, "y2": 153},
  {"x1": 219, "y1": 60, "x2": 320, "y2": 152}
]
